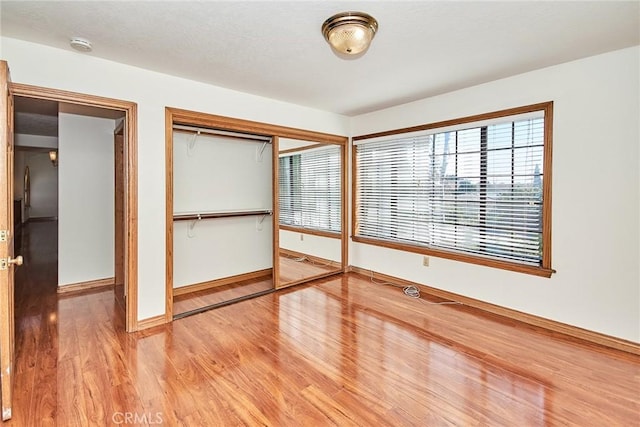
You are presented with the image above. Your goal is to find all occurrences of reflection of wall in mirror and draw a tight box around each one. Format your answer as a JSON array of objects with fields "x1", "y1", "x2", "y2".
[
  {"x1": 278, "y1": 138, "x2": 317, "y2": 151},
  {"x1": 279, "y1": 229, "x2": 341, "y2": 263}
]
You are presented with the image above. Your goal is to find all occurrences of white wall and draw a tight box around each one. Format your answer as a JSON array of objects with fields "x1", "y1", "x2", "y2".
[
  {"x1": 279, "y1": 138, "x2": 317, "y2": 151},
  {"x1": 23, "y1": 151, "x2": 57, "y2": 218},
  {"x1": 351, "y1": 46, "x2": 640, "y2": 342},
  {"x1": 58, "y1": 113, "x2": 115, "y2": 286},
  {"x1": 172, "y1": 132, "x2": 273, "y2": 288},
  {"x1": 279, "y1": 229, "x2": 341, "y2": 263},
  {"x1": 174, "y1": 218, "x2": 273, "y2": 287},
  {"x1": 13, "y1": 150, "x2": 25, "y2": 222},
  {"x1": 14, "y1": 134, "x2": 60, "y2": 221},
  {"x1": 15, "y1": 134, "x2": 58, "y2": 149},
  {"x1": 0, "y1": 36, "x2": 350, "y2": 320}
]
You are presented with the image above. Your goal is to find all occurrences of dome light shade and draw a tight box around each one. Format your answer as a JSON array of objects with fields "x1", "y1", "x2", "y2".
[{"x1": 322, "y1": 12, "x2": 378, "y2": 56}]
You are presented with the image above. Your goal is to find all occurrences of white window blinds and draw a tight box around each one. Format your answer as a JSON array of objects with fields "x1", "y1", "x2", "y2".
[
  {"x1": 355, "y1": 115, "x2": 545, "y2": 266},
  {"x1": 279, "y1": 145, "x2": 341, "y2": 233}
]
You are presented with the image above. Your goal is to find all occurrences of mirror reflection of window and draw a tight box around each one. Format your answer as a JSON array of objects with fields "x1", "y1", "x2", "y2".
[
  {"x1": 277, "y1": 139, "x2": 344, "y2": 289},
  {"x1": 278, "y1": 145, "x2": 341, "y2": 233}
]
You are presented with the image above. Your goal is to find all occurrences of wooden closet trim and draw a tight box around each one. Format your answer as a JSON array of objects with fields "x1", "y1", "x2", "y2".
[
  {"x1": 164, "y1": 108, "x2": 174, "y2": 323},
  {"x1": 165, "y1": 107, "x2": 348, "y2": 320},
  {"x1": 168, "y1": 107, "x2": 346, "y2": 145},
  {"x1": 272, "y1": 136, "x2": 281, "y2": 292},
  {"x1": 341, "y1": 136, "x2": 349, "y2": 273},
  {"x1": 11, "y1": 83, "x2": 139, "y2": 332}
]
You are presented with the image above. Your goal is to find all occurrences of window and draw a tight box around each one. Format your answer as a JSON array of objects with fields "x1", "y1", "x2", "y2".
[
  {"x1": 353, "y1": 102, "x2": 553, "y2": 277},
  {"x1": 279, "y1": 144, "x2": 341, "y2": 234}
]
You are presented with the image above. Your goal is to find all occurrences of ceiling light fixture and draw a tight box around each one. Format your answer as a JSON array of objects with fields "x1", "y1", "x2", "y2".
[
  {"x1": 69, "y1": 37, "x2": 92, "y2": 52},
  {"x1": 322, "y1": 11, "x2": 378, "y2": 56}
]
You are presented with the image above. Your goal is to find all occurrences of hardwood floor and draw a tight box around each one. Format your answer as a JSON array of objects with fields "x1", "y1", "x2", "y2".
[
  {"x1": 279, "y1": 255, "x2": 341, "y2": 285},
  {"x1": 8, "y1": 221, "x2": 640, "y2": 425},
  {"x1": 173, "y1": 276, "x2": 273, "y2": 316},
  {"x1": 174, "y1": 256, "x2": 341, "y2": 316}
]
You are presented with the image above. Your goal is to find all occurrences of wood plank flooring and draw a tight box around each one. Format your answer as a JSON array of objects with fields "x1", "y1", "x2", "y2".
[
  {"x1": 8, "y1": 221, "x2": 640, "y2": 426},
  {"x1": 173, "y1": 276, "x2": 273, "y2": 316},
  {"x1": 279, "y1": 255, "x2": 341, "y2": 285},
  {"x1": 173, "y1": 256, "x2": 341, "y2": 316}
]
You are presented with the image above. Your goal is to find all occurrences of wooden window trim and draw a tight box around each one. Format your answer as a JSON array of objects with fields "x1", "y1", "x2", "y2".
[
  {"x1": 352, "y1": 102, "x2": 554, "y2": 277},
  {"x1": 279, "y1": 224, "x2": 341, "y2": 239}
]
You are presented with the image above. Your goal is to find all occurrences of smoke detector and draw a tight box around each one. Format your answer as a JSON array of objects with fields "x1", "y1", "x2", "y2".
[{"x1": 69, "y1": 37, "x2": 92, "y2": 52}]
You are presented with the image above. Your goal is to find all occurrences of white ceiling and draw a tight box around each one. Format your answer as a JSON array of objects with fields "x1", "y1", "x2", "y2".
[
  {"x1": 1, "y1": 1, "x2": 639, "y2": 116},
  {"x1": 13, "y1": 97, "x2": 58, "y2": 136},
  {"x1": 13, "y1": 96, "x2": 124, "y2": 137}
]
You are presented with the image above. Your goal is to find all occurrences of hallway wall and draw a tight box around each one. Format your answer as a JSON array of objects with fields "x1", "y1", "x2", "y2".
[
  {"x1": 22, "y1": 151, "x2": 58, "y2": 219},
  {"x1": 58, "y1": 113, "x2": 115, "y2": 286}
]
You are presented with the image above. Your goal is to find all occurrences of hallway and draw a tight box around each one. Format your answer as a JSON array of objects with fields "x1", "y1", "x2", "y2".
[{"x1": 12, "y1": 220, "x2": 127, "y2": 424}]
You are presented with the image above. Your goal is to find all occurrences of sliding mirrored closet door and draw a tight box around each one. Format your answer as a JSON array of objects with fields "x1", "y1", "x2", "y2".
[
  {"x1": 166, "y1": 107, "x2": 348, "y2": 320},
  {"x1": 276, "y1": 138, "x2": 346, "y2": 289},
  {"x1": 170, "y1": 125, "x2": 274, "y2": 317}
]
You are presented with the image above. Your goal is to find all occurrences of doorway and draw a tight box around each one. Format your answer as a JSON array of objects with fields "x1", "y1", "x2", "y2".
[{"x1": 11, "y1": 83, "x2": 138, "y2": 332}]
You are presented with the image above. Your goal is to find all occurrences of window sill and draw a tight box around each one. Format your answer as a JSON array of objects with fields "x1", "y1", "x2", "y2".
[{"x1": 351, "y1": 235, "x2": 554, "y2": 278}]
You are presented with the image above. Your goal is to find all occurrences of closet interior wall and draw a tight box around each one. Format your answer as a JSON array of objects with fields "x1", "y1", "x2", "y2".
[{"x1": 171, "y1": 127, "x2": 274, "y2": 316}]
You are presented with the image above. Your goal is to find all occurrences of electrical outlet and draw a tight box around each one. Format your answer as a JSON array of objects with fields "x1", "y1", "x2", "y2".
[
  {"x1": 300, "y1": 233, "x2": 304, "y2": 241},
  {"x1": 422, "y1": 256, "x2": 429, "y2": 267}
]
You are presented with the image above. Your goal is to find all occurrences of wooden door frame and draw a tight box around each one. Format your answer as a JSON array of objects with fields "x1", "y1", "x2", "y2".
[
  {"x1": 0, "y1": 61, "x2": 16, "y2": 420},
  {"x1": 11, "y1": 83, "x2": 139, "y2": 332},
  {"x1": 114, "y1": 120, "x2": 125, "y2": 303}
]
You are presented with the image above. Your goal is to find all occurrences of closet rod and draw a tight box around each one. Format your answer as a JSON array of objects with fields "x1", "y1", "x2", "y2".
[
  {"x1": 173, "y1": 210, "x2": 273, "y2": 221},
  {"x1": 173, "y1": 124, "x2": 272, "y2": 143}
]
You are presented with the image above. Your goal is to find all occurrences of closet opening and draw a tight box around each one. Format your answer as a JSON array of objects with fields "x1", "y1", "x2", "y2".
[
  {"x1": 169, "y1": 122, "x2": 276, "y2": 318},
  {"x1": 165, "y1": 107, "x2": 348, "y2": 321}
]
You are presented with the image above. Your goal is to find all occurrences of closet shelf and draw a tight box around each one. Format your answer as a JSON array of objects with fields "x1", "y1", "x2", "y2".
[
  {"x1": 173, "y1": 124, "x2": 272, "y2": 143},
  {"x1": 173, "y1": 210, "x2": 273, "y2": 221}
]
